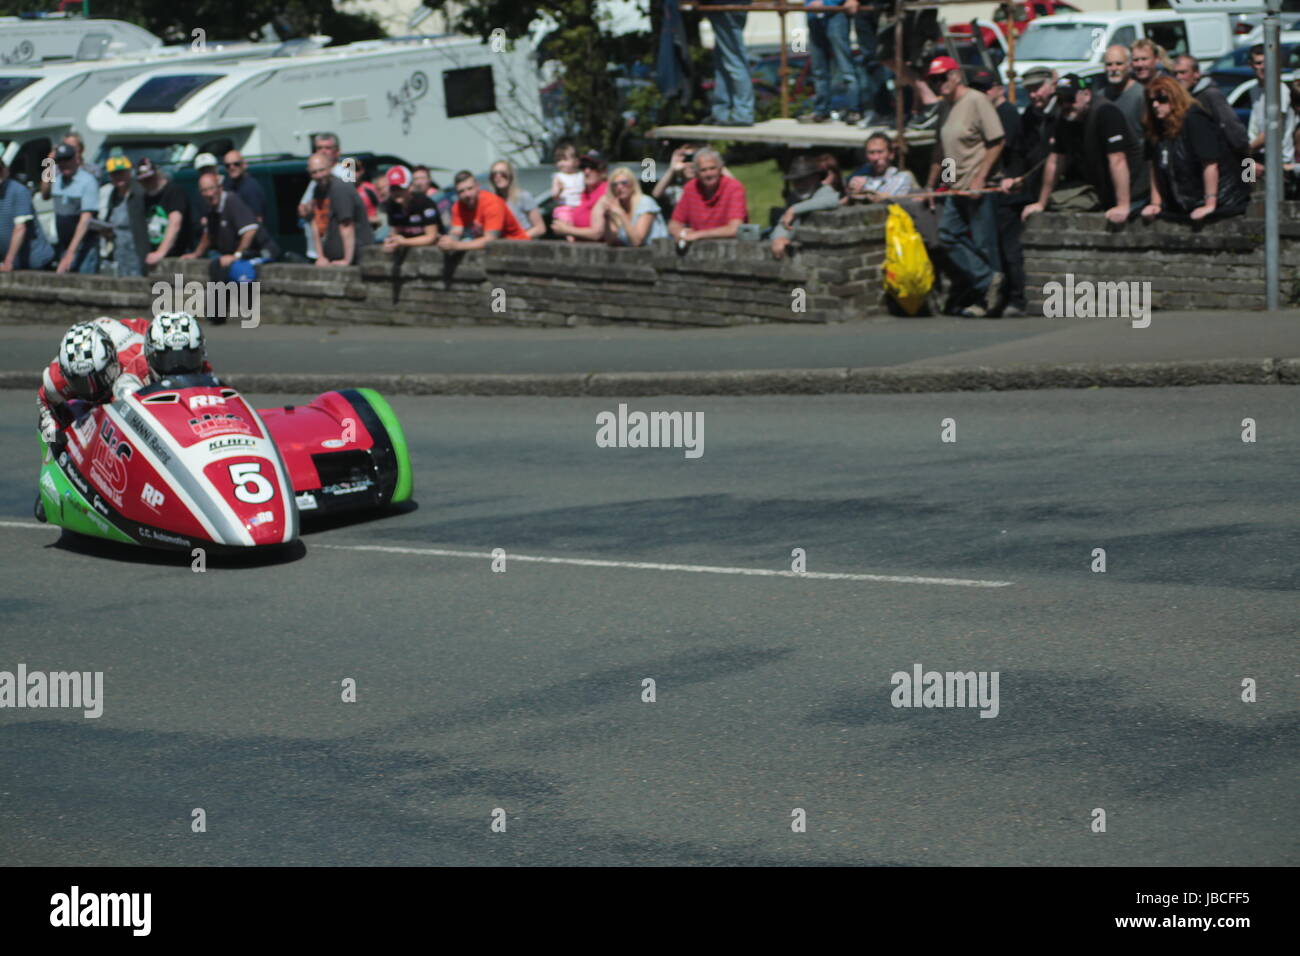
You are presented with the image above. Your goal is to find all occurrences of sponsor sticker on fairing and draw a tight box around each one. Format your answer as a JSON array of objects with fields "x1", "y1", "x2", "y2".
[
  {"x1": 294, "y1": 492, "x2": 318, "y2": 511},
  {"x1": 321, "y1": 479, "x2": 374, "y2": 496},
  {"x1": 73, "y1": 415, "x2": 96, "y2": 448},
  {"x1": 189, "y1": 413, "x2": 254, "y2": 439},
  {"x1": 140, "y1": 482, "x2": 165, "y2": 511},
  {"x1": 124, "y1": 409, "x2": 172, "y2": 465},
  {"x1": 61, "y1": 454, "x2": 90, "y2": 497},
  {"x1": 138, "y1": 527, "x2": 190, "y2": 547},
  {"x1": 90, "y1": 421, "x2": 133, "y2": 505},
  {"x1": 206, "y1": 436, "x2": 256, "y2": 454},
  {"x1": 40, "y1": 470, "x2": 58, "y2": 504},
  {"x1": 74, "y1": 499, "x2": 112, "y2": 536}
]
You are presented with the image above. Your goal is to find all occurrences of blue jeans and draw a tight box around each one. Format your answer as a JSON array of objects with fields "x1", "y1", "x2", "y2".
[
  {"x1": 938, "y1": 194, "x2": 1001, "y2": 293},
  {"x1": 853, "y1": 10, "x2": 882, "y2": 114},
  {"x1": 809, "y1": 12, "x2": 859, "y2": 116},
  {"x1": 707, "y1": 11, "x2": 753, "y2": 123},
  {"x1": 58, "y1": 241, "x2": 99, "y2": 274}
]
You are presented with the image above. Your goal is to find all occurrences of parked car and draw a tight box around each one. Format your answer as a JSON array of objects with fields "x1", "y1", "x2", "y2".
[
  {"x1": 949, "y1": 1, "x2": 1081, "y2": 50},
  {"x1": 1232, "y1": 2, "x2": 1300, "y2": 47},
  {"x1": 1227, "y1": 68, "x2": 1300, "y2": 130}
]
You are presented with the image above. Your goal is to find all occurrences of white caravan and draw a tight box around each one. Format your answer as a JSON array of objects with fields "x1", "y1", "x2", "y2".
[
  {"x1": 87, "y1": 34, "x2": 545, "y2": 174},
  {"x1": 0, "y1": 16, "x2": 160, "y2": 64},
  {"x1": 0, "y1": 38, "x2": 329, "y2": 183},
  {"x1": 1003, "y1": 11, "x2": 1234, "y2": 84}
]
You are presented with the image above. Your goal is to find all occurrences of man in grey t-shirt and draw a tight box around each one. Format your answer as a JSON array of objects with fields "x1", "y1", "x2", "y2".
[
  {"x1": 297, "y1": 133, "x2": 350, "y2": 259},
  {"x1": 306, "y1": 151, "x2": 372, "y2": 265},
  {"x1": 1102, "y1": 45, "x2": 1144, "y2": 144}
]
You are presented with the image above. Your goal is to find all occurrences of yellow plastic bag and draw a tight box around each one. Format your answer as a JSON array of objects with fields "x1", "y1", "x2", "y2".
[{"x1": 882, "y1": 203, "x2": 934, "y2": 316}]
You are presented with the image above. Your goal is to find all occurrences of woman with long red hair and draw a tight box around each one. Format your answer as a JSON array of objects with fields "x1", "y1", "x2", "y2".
[{"x1": 1140, "y1": 75, "x2": 1250, "y2": 222}]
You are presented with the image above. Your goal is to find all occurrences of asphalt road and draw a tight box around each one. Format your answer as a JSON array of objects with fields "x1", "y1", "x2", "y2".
[
  {"x1": 3, "y1": 310, "x2": 1299, "y2": 377},
  {"x1": 0, "y1": 387, "x2": 1296, "y2": 866}
]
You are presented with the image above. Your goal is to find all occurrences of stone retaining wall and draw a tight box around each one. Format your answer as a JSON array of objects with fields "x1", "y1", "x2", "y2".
[{"x1": 1, "y1": 203, "x2": 1292, "y2": 326}]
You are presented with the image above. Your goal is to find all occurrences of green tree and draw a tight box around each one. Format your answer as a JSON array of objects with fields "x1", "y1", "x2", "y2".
[{"x1": 427, "y1": 0, "x2": 658, "y2": 157}]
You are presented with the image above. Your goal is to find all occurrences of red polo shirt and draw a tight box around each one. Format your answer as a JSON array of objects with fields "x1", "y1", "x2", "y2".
[{"x1": 670, "y1": 175, "x2": 748, "y2": 230}]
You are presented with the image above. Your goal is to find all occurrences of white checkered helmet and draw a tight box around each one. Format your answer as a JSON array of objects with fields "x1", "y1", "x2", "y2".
[
  {"x1": 58, "y1": 322, "x2": 120, "y2": 402},
  {"x1": 146, "y1": 312, "x2": 205, "y2": 376}
]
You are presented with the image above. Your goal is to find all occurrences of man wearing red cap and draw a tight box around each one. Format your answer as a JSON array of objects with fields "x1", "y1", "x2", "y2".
[
  {"x1": 381, "y1": 165, "x2": 441, "y2": 253},
  {"x1": 924, "y1": 56, "x2": 1005, "y2": 317}
]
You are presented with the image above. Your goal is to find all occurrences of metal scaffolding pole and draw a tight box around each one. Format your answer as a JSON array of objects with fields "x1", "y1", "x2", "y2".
[{"x1": 1264, "y1": 1, "x2": 1281, "y2": 311}]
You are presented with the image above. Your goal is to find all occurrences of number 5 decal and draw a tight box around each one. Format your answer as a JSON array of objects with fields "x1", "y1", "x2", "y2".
[{"x1": 228, "y1": 462, "x2": 274, "y2": 503}]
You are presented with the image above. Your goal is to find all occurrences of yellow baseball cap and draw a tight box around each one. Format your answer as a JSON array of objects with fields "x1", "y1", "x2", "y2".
[{"x1": 105, "y1": 155, "x2": 133, "y2": 173}]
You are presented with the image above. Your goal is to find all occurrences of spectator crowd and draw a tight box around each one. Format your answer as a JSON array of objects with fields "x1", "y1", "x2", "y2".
[{"x1": 0, "y1": 26, "x2": 1286, "y2": 319}]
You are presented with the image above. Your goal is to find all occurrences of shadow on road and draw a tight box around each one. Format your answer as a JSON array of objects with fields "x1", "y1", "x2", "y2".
[{"x1": 49, "y1": 530, "x2": 307, "y2": 569}]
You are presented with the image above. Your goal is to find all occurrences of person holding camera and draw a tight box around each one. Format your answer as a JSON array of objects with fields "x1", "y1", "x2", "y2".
[{"x1": 653, "y1": 145, "x2": 701, "y2": 220}]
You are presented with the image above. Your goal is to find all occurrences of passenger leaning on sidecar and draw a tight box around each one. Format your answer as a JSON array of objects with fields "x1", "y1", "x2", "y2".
[{"x1": 37, "y1": 312, "x2": 211, "y2": 450}]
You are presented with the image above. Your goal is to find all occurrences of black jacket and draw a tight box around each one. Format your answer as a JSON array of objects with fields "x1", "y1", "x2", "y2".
[
  {"x1": 1191, "y1": 75, "x2": 1251, "y2": 158},
  {"x1": 1015, "y1": 96, "x2": 1058, "y2": 202},
  {"x1": 1151, "y1": 104, "x2": 1250, "y2": 218}
]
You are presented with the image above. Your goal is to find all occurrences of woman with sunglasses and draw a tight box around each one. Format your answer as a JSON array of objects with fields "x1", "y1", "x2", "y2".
[
  {"x1": 1140, "y1": 76, "x2": 1249, "y2": 224},
  {"x1": 489, "y1": 160, "x2": 545, "y2": 239},
  {"x1": 599, "y1": 167, "x2": 668, "y2": 247}
]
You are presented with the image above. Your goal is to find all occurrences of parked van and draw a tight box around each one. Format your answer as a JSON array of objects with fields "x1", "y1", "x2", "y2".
[
  {"x1": 0, "y1": 15, "x2": 159, "y2": 64},
  {"x1": 87, "y1": 34, "x2": 545, "y2": 177},
  {"x1": 1001, "y1": 11, "x2": 1234, "y2": 84},
  {"x1": 0, "y1": 38, "x2": 327, "y2": 185}
]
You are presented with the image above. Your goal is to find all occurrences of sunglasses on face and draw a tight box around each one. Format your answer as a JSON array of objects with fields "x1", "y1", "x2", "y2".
[
  {"x1": 226, "y1": 161, "x2": 243, "y2": 168},
  {"x1": 1150, "y1": 94, "x2": 1170, "y2": 105}
]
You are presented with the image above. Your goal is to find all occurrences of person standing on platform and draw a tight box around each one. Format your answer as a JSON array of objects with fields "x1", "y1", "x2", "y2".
[{"x1": 702, "y1": 0, "x2": 755, "y2": 126}]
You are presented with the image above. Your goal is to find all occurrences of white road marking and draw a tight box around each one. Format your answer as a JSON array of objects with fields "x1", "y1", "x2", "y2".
[
  {"x1": 315, "y1": 543, "x2": 1014, "y2": 588},
  {"x1": 0, "y1": 521, "x2": 1013, "y2": 588}
]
